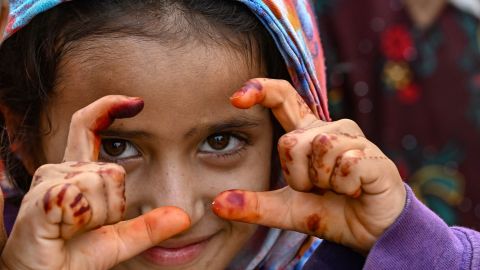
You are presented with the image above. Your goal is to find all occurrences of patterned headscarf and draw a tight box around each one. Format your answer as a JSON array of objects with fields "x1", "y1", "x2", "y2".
[
  {"x1": 3, "y1": 0, "x2": 328, "y2": 269},
  {"x1": 4, "y1": 0, "x2": 329, "y2": 121}
]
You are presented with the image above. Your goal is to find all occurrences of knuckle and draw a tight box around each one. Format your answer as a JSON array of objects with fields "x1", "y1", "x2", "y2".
[
  {"x1": 34, "y1": 163, "x2": 56, "y2": 175},
  {"x1": 104, "y1": 163, "x2": 126, "y2": 175},
  {"x1": 311, "y1": 133, "x2": 333, "y2": 149},
  {"x1": 337, "y1": 118, "x2": 361, "y2": 130},
  {"x1": 277, "y1": 79, "x2": 292, "y2": 88},
  {"x1": 70, "y1": 109, "x2": 86, "y2": 123},
  {"x1": 278, "y1": 134, "x2": 299, "y2": 149}
]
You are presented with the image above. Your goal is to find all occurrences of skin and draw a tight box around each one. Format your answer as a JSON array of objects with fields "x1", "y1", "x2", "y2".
[
  {"x1": 214, "y1": 78, "x2": 406, "y2": 253},
  {"x1": 1, "y1": 37, "x2": 273, "y2": 270}
]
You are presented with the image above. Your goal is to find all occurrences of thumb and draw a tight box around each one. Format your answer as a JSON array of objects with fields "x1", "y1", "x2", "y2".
[{"x1": 73, "y1": 206, "x2": 191, "y2": 269}]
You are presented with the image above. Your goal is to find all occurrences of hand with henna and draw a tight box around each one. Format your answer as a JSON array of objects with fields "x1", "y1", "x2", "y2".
[
  {"x1": 0, "y1": 96, "x2": 191, "y2": 270},
  {"x1": 213, "y1": 79, "x2": 406, "y2": 253}
]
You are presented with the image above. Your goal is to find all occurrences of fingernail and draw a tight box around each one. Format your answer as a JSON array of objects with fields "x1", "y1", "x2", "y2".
[{"x1": 230, "y1": 89, "x2": 247, "y2": 100}]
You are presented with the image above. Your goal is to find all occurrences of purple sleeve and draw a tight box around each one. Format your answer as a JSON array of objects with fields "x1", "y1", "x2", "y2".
[
  {"x1": 303, "y1": 184, "x2": 480, "y2": 269},
  {"x1": 364, "y1": 184, "x2": 480, "y2": 269}
]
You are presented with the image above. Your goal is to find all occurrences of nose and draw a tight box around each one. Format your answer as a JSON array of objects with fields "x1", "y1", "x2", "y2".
[{"x1": 126, "y1": 157, "x2": 206, "y2": 227}]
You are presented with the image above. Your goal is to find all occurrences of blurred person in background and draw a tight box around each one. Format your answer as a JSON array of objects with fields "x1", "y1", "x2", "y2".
[{"x1": 315, "y1": 0, "x2": 480, "y2": 228}]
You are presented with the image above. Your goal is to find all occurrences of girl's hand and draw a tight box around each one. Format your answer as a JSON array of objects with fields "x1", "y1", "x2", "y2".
[
  {"x1": 1, "y1": 96, "x2": 190, "y2": 270},
  {"x1": 213, "y1": 79, "x2": 406, "y2": 253}
]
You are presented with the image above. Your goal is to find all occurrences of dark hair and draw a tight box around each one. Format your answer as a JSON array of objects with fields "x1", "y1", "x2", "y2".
[{"x1": 0, "y1": 0, "x2": 288, "y2": 194}]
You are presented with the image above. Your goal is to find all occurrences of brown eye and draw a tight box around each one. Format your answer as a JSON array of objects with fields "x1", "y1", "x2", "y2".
[
  {"x1": 207, "y1": 134, "x2": 230, "y2": 150},
  {"x1": 102, "y1": 139, "x2": 127, "y2": 157}
]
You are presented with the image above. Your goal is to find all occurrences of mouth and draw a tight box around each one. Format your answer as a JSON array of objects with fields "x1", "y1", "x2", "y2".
[{"x1": 141, "y1": 234, "x2": 214, "y2": 267}]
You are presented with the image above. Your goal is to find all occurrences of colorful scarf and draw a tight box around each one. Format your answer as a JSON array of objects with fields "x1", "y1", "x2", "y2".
[{"x1": 3, "y1": 0, "x2": 329, "y2": 269}]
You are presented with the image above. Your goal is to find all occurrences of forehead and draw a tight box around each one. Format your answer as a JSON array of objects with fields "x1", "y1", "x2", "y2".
[{"x1": 51, "y1": 37, "x2": 267, "y2": 129}]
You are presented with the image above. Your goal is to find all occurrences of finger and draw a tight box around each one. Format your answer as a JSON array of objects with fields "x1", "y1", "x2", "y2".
[
  {"x1": 277, "y1": 132, "x2": 313, "y2": 191},
  {"x1": 212, "y1": 188, "x2": 337, "y2": 236},
  {"x1": 39, "y1": 183, "x2": 92, "y2": 240},
  {"x1": 71, "y1": 207, "x2": 191, "y2": 269},
  {"x1": 309, "y1": 133, "x2": 365, "y2": 190},
  {"x1": 63, "y1": 95, "x2": 144, "y2": 162},
  {"x1": 230, "y1": 78, "x2": 319, "y2": 132},
  {"x1": 61, "y1": 163, "x2": 126, "y2": 238}
]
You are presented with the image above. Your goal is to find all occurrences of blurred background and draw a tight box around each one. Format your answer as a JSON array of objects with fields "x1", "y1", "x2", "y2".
[{"x1": 314, "y1": 0, "x2": 480, "y2": 228}]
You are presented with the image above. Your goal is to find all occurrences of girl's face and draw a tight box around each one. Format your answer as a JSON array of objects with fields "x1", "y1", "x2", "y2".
[{"x1": 40, "y1": 38, "x2": 273, "y2": 269}]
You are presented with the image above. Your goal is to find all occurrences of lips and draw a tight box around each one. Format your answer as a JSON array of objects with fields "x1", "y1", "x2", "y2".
[{"x1": 141, "y1": 235, "x2": 213, "y2": 266}]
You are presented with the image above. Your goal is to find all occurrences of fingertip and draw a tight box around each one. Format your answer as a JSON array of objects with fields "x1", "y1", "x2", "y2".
[
  {"x1": 108, "y1": 97, "x2": 144, "y2": 119},
  {"x1": 212, "y1": 190, "x2": 260, "y2": 223},
  {"x1": 230, "y1": 80, "x2": 264, "y2": 109},
  {"x1": 147, "y1": 206, "x2": 191, "y2": 234}
]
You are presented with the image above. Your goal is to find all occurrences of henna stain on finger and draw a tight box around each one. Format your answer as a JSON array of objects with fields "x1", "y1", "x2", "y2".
[
  {"x1": 279, "y1": 135, "x2": 298, "y2": 162},
  {"x1": 226, "y1": 191, "x2": 245, "y2": 208},
  {"x1": 306, "y1": 214, "x2": 321, "y2": 233},
  {"x1": 243, "y1": 80, "x2": 263, "y2": 92},
  {"x1": 56, "y1": 184, "x2": 71, "y2": 206},
  {"x1": 70, "y1": 193, "x2": 83, "y2": 208},
  {"x1": 308, "y1": 155, "x2": 319, "y2": 184},
  {"x1": 73, "y1": 205, "x2": 90, "y2": 217},
  {"x1": 43, "y1": 188, "x2": 53, "y2": 213},
  {"x1": 339, "y1": 158, "x2": 360, "y2": 177},
  {"x1": 311, "y1": 134, "x2": 333, "y2": 171},
  {"x1": 94, "y1": 99, "x2": 144, "y2": 131}
]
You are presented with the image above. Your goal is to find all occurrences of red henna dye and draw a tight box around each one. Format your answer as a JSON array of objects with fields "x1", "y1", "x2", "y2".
[
  {"x1": 70, "y1": 193, "x2": 83, "y2": 208},
  {"x1": 56, "y1": 184, "x2": 70, "y2": 206},
  {"x1": 73, "y1": 205, "x2": 90, "y2": 217},
  {"x1": 308, "y1": 157, "x2": 319, "y2": 184},
  {"x1": 280, "y1": 135, "x2": 298, "y2": 162},
  {"x1": 243, "y1": 80, "x2": 263, "y2": 92},
  {"x1": 226, "y1": 190, "x2": 245, "y2": 208},
  {"x1": 311, "y1": 134, "x2": 336, "y2": 171},
  {"x1": 93, "y1": 99, "x2": 144, "y2": 131},
  {"x1": 306, "y1": 214, "x2": 321, "y2": 232},
  {"x1": 43, "y1": 188, "x2": 52, "y2": 213},
  {"x1": 339, "y1": 158, "x2": 359, "y2": 177}
]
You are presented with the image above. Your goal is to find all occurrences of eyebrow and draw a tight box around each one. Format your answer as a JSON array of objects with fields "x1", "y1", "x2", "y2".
[
  {"x1": 96, "y1": 116, "x2": 264, "y2": 139},
  {"x1": 185, "y1": 116, "x2": 262, "y2": 138},
  {"x1": 98, "y1": 129, "x2": 154, "y2": 139}
]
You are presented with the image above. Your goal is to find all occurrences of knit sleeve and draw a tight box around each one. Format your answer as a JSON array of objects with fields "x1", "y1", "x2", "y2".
[{"x1": 364, "y1": 184, "x2": 480, "y2": 269}]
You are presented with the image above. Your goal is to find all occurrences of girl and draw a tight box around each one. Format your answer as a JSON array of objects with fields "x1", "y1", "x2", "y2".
[{"x1": 0, "y1": 0, "x2": 478, "y2": 269}]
